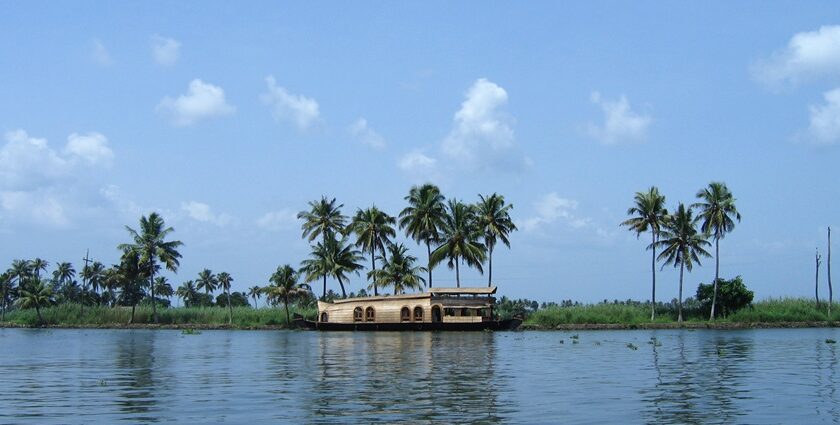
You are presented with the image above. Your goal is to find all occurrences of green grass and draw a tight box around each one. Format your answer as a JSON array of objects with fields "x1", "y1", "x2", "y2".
[
  {"x1": 1, "y1": 304, "x2": 317, "y2": 328},
  {"x1": 724, "y1": 298, "x2": 840, "y2": 323}
]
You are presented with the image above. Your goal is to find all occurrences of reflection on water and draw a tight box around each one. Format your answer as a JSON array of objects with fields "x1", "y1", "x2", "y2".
[{"x1": 0, "y1": 328, "x2": 839, "y2": 423}]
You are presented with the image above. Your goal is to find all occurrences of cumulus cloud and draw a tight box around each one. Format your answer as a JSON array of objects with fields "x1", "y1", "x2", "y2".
[
  {"x1": 256, "y1": 209, "x2": 297, "y2": 231},
  {"x1": 520, "y1": 193, "x2": 592, "y2": 232},
  {"x1": 91, "y1": 39, "x2": 112, "y2": 66},
  {"x1": 64, "y1": 132, "x2": 114, "y2": 166},
  {"x1": 805, "y1": 88, "x2": 840, "y2": 144},
  {"x1": 348, "y1": 118, "x2": 386, "y2": 149},
  {"x1": 157, "y1": 79, "x2": 235, "y2": 126},
  {"x1": 181, "y1": 201, "x2": 231, "y2": 226},
  {"x1": 398, "y1": 150, "x2": 437, "y2": 172},
  {"x1": 753, "y1": 25, "x2": 840, "y2": 87},
  {"x1": 261, "y1": 76, "x2": 320, "y2": 131},
  {"x1": 585, "y1": 92, "x2": 651, "y2": 145},
  {"x1": 0, "y1": 190, "x2": 69, "y2": 227},
  {"x1": 151, "y1": 35, "x2": 180, "y2": 66}
]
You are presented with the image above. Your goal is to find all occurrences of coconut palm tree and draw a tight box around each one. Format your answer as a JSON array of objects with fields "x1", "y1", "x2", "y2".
[
  {"x1": 430, "y1": 199, "x2": 487, "y2": 288},
  {"x1": 301, "y1": 237, "x2": 331, "y2": 300},
  {"x1": 265, "y1": 265, "x2": 311, "y2": 324},
  {"x1": 326, "y1": 235, "x2": 364, "y2": 298},
  {"x1": 692, "y1": 182, "x2": 741, "y2": 320},
  {"x1": 298, "y1": 196, "x2": 347, "y2": 243},
  {"x1": 154, "y1": 276, "x2": 174, "y2": 302},
  {"x1": 17, "y1": 279, "x2": 54, "y2": 324},
  {"x1": 176, "y1": 280, "x2": 198, "y2": 307},
  {"x1": 0, "y1": 272, "x2": 12, "y2": 321},
  {"x1": 30, "y1": 258, "x2": 49, "y2": 280},
  {"x1": 53, "y1": 262, "x2": 76, "y2": 290},
  {"x1": 399, "y1": 184, "x2": 446, "y2": 288},
  {"x1": 82, "y1": 261, "x2": 106, "y2": 302},
  {"x1": 372, "y1": 243, "x2": 427, "y2": 295},
  {"x1": 621, "y1": 186, "x2": 668, "y2": 321},
  {"x1": 476, "y1": 193, "x2": 516, "y2": 287},
  {"x1": 116, "y1": 247, "x2": 147, "y2": 323},
  {"x1": 10, "y1": 259, "x2": 31, "y2": 291},
  {"x1": 655, "y1": 203, "x2": 711, "y2": 322},
  {"x1": 248, "y1": 285, "x2": 263, "y2": 308},
  {"x1": 349, "y1": 206, "x2": 396, "y2": 295},
  {"x1": 217, "y1": 272, "x2": 234, "y2": 324},
  {"x1": 119, "y1": 212, "x2": 183, "y2": 323},
  {"x1": 196, "y1": 269, "x2": 217, "y2": 303}
]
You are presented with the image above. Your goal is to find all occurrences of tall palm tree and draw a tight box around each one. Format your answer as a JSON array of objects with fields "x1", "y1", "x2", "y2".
[
  {"x1": 265, "y1": 265, "x2": 311, "y2": 324},
  {"x1": 176, "y1": 280, "x2": 198, "y2": 307},
  {"x1": 399, "y1": 184, "x2": 446, "y2": 288},
  {"x1": 326, "y1": 235, "x2": 364, "y2": 298},
  {"x1": 621, "y1": 186, "x2": 668, "y2": 321},
  {"x1": 372, "y1": 243, "x2": 427, "y2": 295},
  {"x1": 53, "y1": 262, "x2": 76, "y2": 290},
  {"x1": 154, "y1": 276, "x2": 174, "y2": 302},
  {"x1": 10, "y1": 259, "x2": 32, "y2": 291},
  {"x1": 196, "y1": 269, "x2": 218, "y2": 303},
  {"x1": 17, "y1": 279, "x2": 54, "y2": 324},
  {"x1": 298, "y1": 196, "x2": 347, "y2": 243},
  {"x1": 301, "y1": 237, "x2": 331, "y2": 300},
  {"x1": 692, "y1": 182, "x2": 741, "y2": 320},
  {"x1": 82, "y1": 261, "x2": 106, "y2": 302},
  {"x1": 116, "y1": 247, "x2": 147, "y2": 323},
  {"x1": 30, "y1": 258, "x2": 49, "y2": 280},
  {"x1": 655, "y1": 203, "x2": 711, "y2": 322},
  {"x1": 217, "y1": 272, "x2": 234, "y2": 324},
  {"x1": 119, "y1": 212, "x2": 183, "y2": 323},
  {"x1": 349, "y1": 206, "x2": 396, "y2": 295},
  {"x1": 248, "y1": 285, "x2": 263, "y2": 308},
  {"x1": 0, "y1": 272, "x2": 12, "y2": 321},
  {"x1": 476, "y1": 193, "x2": 517, "y2": 287},
  {"x1": 430, "y1": 199, "x2": 487, "y2": 288}
]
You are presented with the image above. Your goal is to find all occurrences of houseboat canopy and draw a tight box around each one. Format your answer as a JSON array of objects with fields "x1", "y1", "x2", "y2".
[{"x1": 428, "y1": 286, "x2": 497, "y2": 295}]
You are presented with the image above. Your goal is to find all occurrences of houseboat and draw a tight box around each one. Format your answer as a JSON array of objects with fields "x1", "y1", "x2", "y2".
[{"x1": 297, "y1": 286, "x2": 522, "y2": 331}]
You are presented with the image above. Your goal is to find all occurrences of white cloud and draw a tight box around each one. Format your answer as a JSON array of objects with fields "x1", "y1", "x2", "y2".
[
  {"x1": 157, "y1": 79, "x2": 235, "y2": 126},
  {"x1": 398, "y1": 150, "x2": 437, "y2": 172},
  {"x1": 151, "y1": 35, "x2": 180, "y2": 66},
  {"x1": 256, "y1": 209, "x2": 297, "y2": 231},
  {"x1": 181, "y1": 201, "x2": 231, "y2": 226},
  {"x1": 806, "y1": 88, "x2": 840, "y2": 144},
  {"x1": 442, "y1": 78, "x2": 526, "y2": 170},
  {"x1": 0, "y1": 190, "x2": 69, "y2": 227},
  {"x1": 64, "y1": 132, "x2": 114, "y2": 166},
  {"x1": 91, "y1": 39, "x2": 112, "y2": 66},
  {"x1": 520, "y1": 193, "x2": 591, "y2": 232},
  {"x1": 753, "y1": 25, "x2": 840, "y2": 87},
  {"x1": 261, "y1": 76, "x2": 320, "y2": 131},
  {"x1": 586, "y1": 92, "x2": 651, "y2": 145},
  {"x1": 0, "y1": 130, "x2": 69, "y2": 190},
  {"x1": 348, "y1": 118, "x2": 386, "y2": 149}
]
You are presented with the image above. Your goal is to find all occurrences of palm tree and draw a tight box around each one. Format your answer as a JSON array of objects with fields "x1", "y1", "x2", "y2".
[
  {"x1": 349, "y1": 206, "x2": 396, "y2": 295},
  {"x1": 196, "y1": 269, "x2": 218, "y2": 303},
  {"x1": 430, "y1": 199, "x2": 487, "y2": 288},
  {"x1": 0, "y1": 272, "x2": 12, "y2": 321},
  {"x1": 655, "y1": 203, "x2": 711, "y2": 322},
  {"x1": 372, "y1": 243, "x2": 427, "y2": 295},
  {"x1": 119, "y1": 212, "x2": 183, "y2": 323},
  {"x1": 30, "y1": 258, "x2": 49, "y2": 280},
  {"x1": 621, "y1": 186, "x2": 668, "y2": 321},
  {"x1": 53, "y1": 262, "x2": 76, "y2": 290},
  {"x1": 176, "y1": 280, "x2": 198, "y2": 307},
  {"x1": 265, "y1": 265, "x2": 311, "y2": 324},
  {"x1": 82, "y1": 261, "x2": 106, "y2": 302},
  {"x1": 476, "y1": 193, "x2": 516, "y2": 287},
  {"x1": 326, "y1": 235, "x2": 364, "y2": 298},
  {"x1": 10, "y1": 259, "x2": 32, "y2": 291},
  {"x1": 301, "y1": 239, "x2": 331, "y2": 300},
  {"x1": 298, "y1": 196, "x2": 347, "y2": 243},
  {"x1": 17, "y1": 279, "x2": 54, "y2": 324},
  {"x1": 115, "y1": 247, "x2": 146, "y2": 323},
  {"x1": 248, "y1": 285, "x2": 263, "y2": 308},
  {"x1": 154, "y1": 276, "x2": 174, "y2": 302},
  {"x1": 399, "y1": 184, "x2": 446, "y2": 287},
  {"x1": 693, "y1": 182, "x2": 741, "y2": 320},
  {"x1": 217, "y1": 272, "x2": 234, "y2": 324}
]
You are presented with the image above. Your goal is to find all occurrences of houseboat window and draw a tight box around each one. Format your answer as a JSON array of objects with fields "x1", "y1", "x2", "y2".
[
  {"x1": 320, "y1": 312, "x2": 328, "y2": 323},
  {"x1": 353, "y1": 307, "x2": 363, "y2": 322},
  {"x1": 444, "y1": 308, "x2": 455, "y2": 316},
  {"x1": 365, "y1": 307, "x2": 375, "y2": 322},
  {"x1": 413, "y1": 306, "x2": 423, "y2": 321},
  {"x1": 400, "y1": 307, "x2": 411, "y2": 322},
  {"x1": 461, "y1": 308, "x2": 469, "y2": 316}
]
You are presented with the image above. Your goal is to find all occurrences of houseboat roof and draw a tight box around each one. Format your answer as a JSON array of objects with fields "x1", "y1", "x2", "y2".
[
  {"x1": 328, "y1": 286, "x2": 497, "y2": 304},
  {"x1": 428, "y1": 286, "x2": 497, "y2": 295}
]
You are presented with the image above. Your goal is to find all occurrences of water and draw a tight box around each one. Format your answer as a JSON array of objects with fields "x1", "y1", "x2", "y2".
[{"x1": 1, "y1": 328, "x2": 839, "y2": 424}]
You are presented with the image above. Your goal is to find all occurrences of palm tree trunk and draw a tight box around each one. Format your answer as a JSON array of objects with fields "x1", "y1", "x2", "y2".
[
  {"x1": 227, "y1": 288, "x2": 233, "y2": 325},
  {"x1": 337, "y1": 276, "x2": 347, "y2": 298},
  {"x1": 36, "y1": 304, "x2": 43, "y2": 324},
  {"x1": 816, "y1": 250, "x2": 820, "y2": 309},
  {"x1": 371, "y1": 248, "x2": 378, "y2": 296},
  {"x1": 678, "y1": 263, "x2": 684, "y2": 323},
  {"x1": 455, "y1": 256, "x2": 461, "y2": 288},
  {"x1": 651, "y1": 231, "x2": 656, "y2": 322},
  {"x1": 426, "y1": 241, "x2": 433, "y2": 288},
  {"x1": 488, "y1": 246, "x2": 493, "y2": 287},
  {"x1": 710, "y1": 237, "x2": 720, "y2": 321},
  {"x1": 829, "y1": 227, "x2": 833, "y2": 318},
  {"x1": 284, "y1": 295, "x2": 290, "y2": 325},
  {"x1": 322, "y1": 275, "x2": 327, "y2": 300},
  {"x1": 150, "y1": 266, "x2": 157, "y2": 324},
  {"x1": 130, "y1": 303, "x2": 136, "y2": 324}
]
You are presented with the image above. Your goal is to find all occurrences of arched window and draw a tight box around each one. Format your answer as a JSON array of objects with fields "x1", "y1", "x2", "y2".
[
  {"x1": 400, "y1": 307, "x2": 411, "y2": 322},
  {"x1": 365, "y1": 307, "x2": 375, "y2": 322},
  {"x1": 413, "y1": 306, "x2": 423, "y2": 322},
  {"x1": 353, "y1": 307, "x2": 363, "y2": 322},
  {"x1": 320, "y1": 312, "x2": 328, "y2": 323}
]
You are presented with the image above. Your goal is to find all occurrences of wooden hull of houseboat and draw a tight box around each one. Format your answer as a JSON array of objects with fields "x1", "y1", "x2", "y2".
[{"x1": 295, "y1": 318, "x2": 522, "y2": 331}]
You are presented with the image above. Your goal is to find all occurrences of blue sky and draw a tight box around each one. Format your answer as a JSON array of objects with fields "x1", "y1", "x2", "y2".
[{"x1": 1, "y1": 2, "x2": 839, "y2": 302}]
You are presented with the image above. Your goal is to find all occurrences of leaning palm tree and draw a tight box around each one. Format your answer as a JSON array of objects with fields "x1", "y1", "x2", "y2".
[
  {"x1": 349, "y1": 206, "x2": 396, "y2": 295},
  {"x1": 430, "y1": 199, "x2": 487, "y2": 288},
  {"x1": 372, "y1": 243, "x2": 427, "y2": 295},
  {"x1": 17, "y1": 279, "x2": 54, "y2": 324},
  {"x1": 298, "y1": 196, "x2": 348, "y2": 243},
  {"x1": 476, "y1": 193, "x2": 516, "y2": 287},
  {"x1": 248, "y1": 285, "x2": 263, "y2": 308},
  {"x1": 655, "y1": 203, "x2": 711, "y2": 322},
  {"x1": 621, "y1": 186, "x2": 668, "y2": 321},
  {"x1": 266, "y1": 265, "x2": 311, "y2": 324},
  {"x1": 692, "y1": 182, "x2": 741, "y2": 320},
  {"x1": 176, "y1": 280, "x2": 198, "y2": 307},
  {"x1": 217, "y1": 272, "x2": 234, "y2": 324},
  {"x1": 196, "y1": 269, "x2": 218, "y2": 304},
  {"x1": 399, "y1": 184, "x2": 446, "y2": 288},
  {"x1": 118, "y1": 212, "x2": 183, "y2": 323}
]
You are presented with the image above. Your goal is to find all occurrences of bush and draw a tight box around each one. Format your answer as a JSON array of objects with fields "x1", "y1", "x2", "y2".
[{"x1": 696, "y1": 276, "x2": 754, "y2": 318}]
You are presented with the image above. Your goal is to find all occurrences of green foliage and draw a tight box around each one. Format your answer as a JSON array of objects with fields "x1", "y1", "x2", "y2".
[
  {"x1": 215, "y1": 292, "x2": 250, "y2": 308},
  {"x1": 696, "y1": 276, "x2": 754, "y2": 317}
]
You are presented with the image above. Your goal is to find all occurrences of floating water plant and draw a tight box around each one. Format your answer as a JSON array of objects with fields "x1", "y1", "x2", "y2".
[
  {"x1": 182, "y1": 328, "x2": 202, "y2": 335},
  {"x1": 626, "y1": 343, "x2": 638, "y2": 350},
  {"x1": 826, "y1": 339, "x2": 837, "y2": 344}
]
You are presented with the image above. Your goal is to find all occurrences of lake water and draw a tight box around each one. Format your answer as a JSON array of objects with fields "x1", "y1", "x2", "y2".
[{"x1": 1, "y1": 328, "x2": 839, "y2": 424}]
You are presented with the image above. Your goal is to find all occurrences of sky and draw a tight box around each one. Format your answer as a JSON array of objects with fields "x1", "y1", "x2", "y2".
[{"x1": 1, "y1": 2, "x2": 839, "y2": 303}]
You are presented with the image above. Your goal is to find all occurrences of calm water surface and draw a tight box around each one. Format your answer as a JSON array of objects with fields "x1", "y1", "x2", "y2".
[{"x1": 1, "y1": 328, "x2": 839, "y2": 424}]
